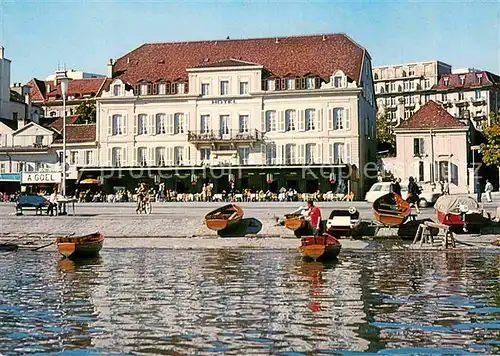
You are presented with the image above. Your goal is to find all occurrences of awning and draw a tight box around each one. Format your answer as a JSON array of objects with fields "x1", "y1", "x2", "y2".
[{"x1": 0, "y1": 173, "x2": 21, "y2": 182}]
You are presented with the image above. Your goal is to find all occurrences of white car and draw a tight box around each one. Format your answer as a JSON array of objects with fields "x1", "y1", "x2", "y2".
[{"x1": 365, "y1": 182, "x2": 441, "y2": 207}]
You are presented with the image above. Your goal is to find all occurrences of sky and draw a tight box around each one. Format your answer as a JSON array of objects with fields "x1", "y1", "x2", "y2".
[{"x1": 0, "y1": 0, "x2": 499, "y2": 84}]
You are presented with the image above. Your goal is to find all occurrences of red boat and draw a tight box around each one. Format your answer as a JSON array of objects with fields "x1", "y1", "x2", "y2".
[
  {"x1": 299, "y1": 233, "x2": 341, "y2": 262},
  {"x1": 435, "y1": 195, "x2": 483, "y2": 233}
]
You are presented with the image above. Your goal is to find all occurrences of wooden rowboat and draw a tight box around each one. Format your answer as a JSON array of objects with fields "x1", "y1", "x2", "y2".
[
  {"x1": 205, "y1": 204, "x2": 244, "y2": 231},
  {"x1": 284, "y1": 213, "x2": 307, "y2": 231},
  {"x1": 326, "y1": 207, "x2": 361, "y2": 237},
  {"x1": 56, "y1": 232, "x2": 104, "y2": 259},
  {"x1": 299, "y1": 233, "x2": 341, "y2": 262},
  {"x1": 373, "y1": 193, "x2": 411, "y2": 226}
]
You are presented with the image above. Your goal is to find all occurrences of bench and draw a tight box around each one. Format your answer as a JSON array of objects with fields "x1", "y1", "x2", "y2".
[{"x1": 16, "y1": 195, "x2": 49, "y2": 216}]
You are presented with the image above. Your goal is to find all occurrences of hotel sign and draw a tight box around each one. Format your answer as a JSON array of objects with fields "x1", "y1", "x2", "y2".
[
  {"x1": 21, "y1": 172, "x2": 62, "y2": 184},
  {"x1": 212, "y1": 98, "x2": 236, "y2": 104}
]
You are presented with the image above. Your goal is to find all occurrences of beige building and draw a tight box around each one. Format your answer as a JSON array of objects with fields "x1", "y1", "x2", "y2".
[
  {"x1": 91, "y1": 34, "x2": 377, "y2": 196},
  {"x1": 394, "y1": 101, "x2": 470, "y2": 194}
]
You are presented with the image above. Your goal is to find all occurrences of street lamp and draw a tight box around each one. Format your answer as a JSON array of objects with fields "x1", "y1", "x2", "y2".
[{"x1": 60, "y1": 74, "x2": 69, "y2": 197}]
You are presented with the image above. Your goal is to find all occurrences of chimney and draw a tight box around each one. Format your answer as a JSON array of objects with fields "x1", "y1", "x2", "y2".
[
  {"x1": 107, "y1": 58, "x2": 114, "y2": 78},
  {"x1": 46, "y1": 83, "x2": 51, "y2": 96},
  {"x1": 0, "y1": 46, "x2": 4, "y2": 59},
  {"x1": 23, "y1": 85, "x2": 32, "y2": 123},
  {"x1": 275, "y1": 38, "x2": 279, "y2": 44}
]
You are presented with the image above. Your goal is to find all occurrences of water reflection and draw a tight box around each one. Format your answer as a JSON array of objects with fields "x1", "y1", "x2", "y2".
[{"x1": 0, "y1": 250, "x2": 498, "y2": 355}]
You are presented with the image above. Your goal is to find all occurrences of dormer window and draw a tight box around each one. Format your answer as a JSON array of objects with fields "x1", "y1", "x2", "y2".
[
  {"x1": 374, "y1": 73, "x2": 379, "y2": 80},
  {"x1": 158, "y1": 83, "x2": 166, "y2": 95},
  {"x1": 113, "y1": 84, "x2": 121, "y2": 96},
  {"x1": 139, "y1": 84, "x2": 148, "y2": 95},
  {"x1": 267, "y1": 80, "x2": 275, "y2": 91},
  {"x1": 286, "y1": 78, "x2": 295, "y2": 90},
  {"x1": 477, "y1": 73, "x2": 483, "y2": 84},
  {"x1": 409, "y1": 67, "x2": 415, "y2": 76},
  {"x1": 176, "y1": 83, "x2": 185, "y2": 94},
  {"x1": 402, "y1": 70, "x2": 407, "y2": 77},
  {"x1": 443, "y1": 77, "x2": 449, "y2": 86},
  {"x1": 306, "y1": 77, "x2": 315, "y2": 89},
  {"x1": 459, "y1": 76, "x2": 465, "y2": 85}
]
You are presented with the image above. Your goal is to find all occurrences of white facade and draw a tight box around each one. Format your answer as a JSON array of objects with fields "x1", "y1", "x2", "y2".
[
  {"x1": 0, "y1": 47, "x2": 11, "y2": 120},
  {"x1": 96, "y1": 60, "x2": 376, "y2": 196},
  {"x1": 46, "y1": 69, "x2": 105, "y2": 81}
]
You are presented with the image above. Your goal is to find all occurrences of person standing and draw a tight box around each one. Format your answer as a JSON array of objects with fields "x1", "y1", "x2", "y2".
[
  {"x1": 206, "y1": 183, "x2": 213, "y2": 202},
  {"x1": 476, "y1": 180, "x2": 482, "y2": 203},
  {"x1": 444, "y1": 180, "x2": 450, "y2": 195},
  {"x1": 47, "y1": 187, "x2": 58, "y2": 216},
  {"x1": 391, "y1": 178, "x2": 402, "y2": 197},
  {"x1": 485, "y1": 179, "x2": 494, "y2": 203},
  {"x1": 306, "y1": 200, "x2": 322, "y2": 236},
  {"x1": 201, "y1": 184, "x2": 207, "y2": 202},
  {"x1": 407, "y1": 177, "x2": 421, "y2": 214}
]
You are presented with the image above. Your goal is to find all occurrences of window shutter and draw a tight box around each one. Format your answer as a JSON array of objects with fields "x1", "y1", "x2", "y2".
[
  {"x1": 421, "y1": 138, "x2": 425, "y2": 154},
  {"x1": 133, "y1": 84, "x2": 138, "y2": 95},
  {"x1": 298, "y1": 110, "x2": 305, "y2": 131},
  {"x1": 149, "y1": 147, "x2": 155, "y2": 166},
  {"x1": 281, "y1": 78, "x2": 286, "y2": 90},
  {"x1": 295, "y1": 78, "x2": 301, "y2": 90},
  {"x1": 147, "y1": 83, "x2": 152, "y2": 95},
  {"x1": 122, "y1": 147, "x2": 127, "y2": 166},
  {"x1": 122, "y1": 115, "x2": 128, "y2": 135},
  {"x1": 315, "y1": 77, "x2": 321, "y2": 89},
  {"x1": 345, "y1": 142, "x2": 351, "y2": 164},
  {"x1": 133, "y1": 147, "x2": 138, "y2": 166},
  {"x1": 278, "y1": 111, "x2": 285, "y2": 132},
  {"x1": 108, "y1": 148, "x2": 112, "y2": 166},
  {"x1": 184, "y1": 82, "x2": 189, "y2": 94},
  {"x1": 301, "y1": 77, "x2": 306, "y2": 89},
  {"x1": 107, "y1": 115, "x2": 112, "y2": 136},
  {"x1": 275, "y1": 78, "x2": 281, "y2": 91},
  {"x1": 276, "y1": 144, "x2": 282, "y2": 164},
  {"x1": 413, "y1": 160, "x2": 420, "y2": 178},
  {"x1": 165, "y1": 82, "x2": 171, "y2": 94},
  {"x1": 171, "y1": 83, "x2": 177, "y2": 94},
  {"x1": 316, "y1": 143, "x2": 323, "y2": 164},
  {"x1": 317, "y1": 109, "x2": 323, "y2": 131},
  {"x1": 328, "y1": 109, "x2": 333, "y2": 131},
  {"x1": 167, "y1": 114, "x2": 174, "y2": 134},
  {"x1": 328, "y1": 143, "x2": 333, "y2": 164},
  {"x1": 166, "y1": 147, "x2": 173, "y2": 166},
  {"x1": 299, "y1": 144, "x2": 305, "y2": 164},
  {"x1": 152, "y1": 83, "x2": 157, "y2": 95},
  {"x1": 185, "y1": 145, "x2": 191, "y2": 165},
  {"x1": 185, "y1": 112, "x2": 190, "y2": 132},
  {"x1": 150, "y1": 114, "x2": 156, "y2": 135},
  {"x1": 345, "y1": 108, "x2": 351, "y2": 130},
  {"x1": 261, "y1": 111, "x2": 266, "y2": 132},
  {"x1": 133, "y1": 115, "x2": 138, "y2": 135}
]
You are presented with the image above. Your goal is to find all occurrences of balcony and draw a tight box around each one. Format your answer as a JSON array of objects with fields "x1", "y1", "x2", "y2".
[
  {"x1": 404, "y1": 102, "x2": 416, "y2": 109},
  {"x1": 187, "y1": 129, "x2": 264, "y2": 144},
  {"x1": 471, "y1": 97, "x2": 486, "y2": 106},
  {"x1": 454, "y1": 98, "x2": 469, "y2": 107}
]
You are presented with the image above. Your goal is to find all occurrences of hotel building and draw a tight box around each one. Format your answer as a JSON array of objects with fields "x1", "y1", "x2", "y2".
[{"x1": 91, "y1": 34, "x2": 377, "y2": 196}]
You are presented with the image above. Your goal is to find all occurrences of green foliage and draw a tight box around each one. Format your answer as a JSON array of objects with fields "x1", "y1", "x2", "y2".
[
  {"x1": 75, "y1": 102, "x2": 96, "y2": 124},
  {"x1": 376, "y1": 111, "x2": 396, "y2": 155},
  {"x1": 480, "y1": 112, "x2": 500, "y2": 166}
]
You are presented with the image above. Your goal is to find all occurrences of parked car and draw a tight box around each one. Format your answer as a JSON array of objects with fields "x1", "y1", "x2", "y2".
[{"x1": 365, "y1": 182, "x2": 441, "y2": 207}]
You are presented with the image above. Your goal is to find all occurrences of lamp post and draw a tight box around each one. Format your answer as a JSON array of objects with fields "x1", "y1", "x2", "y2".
[{"x1": 60, "y1": 74, "x2": 69, "y2": 197}]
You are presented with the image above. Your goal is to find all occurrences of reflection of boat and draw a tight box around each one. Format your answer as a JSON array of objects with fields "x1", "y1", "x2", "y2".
[
  {"x1": 56, "y1": 232, "x2": 104, "y2": 259},
  {"x1": 435, "y1": 195, "x2": 483, "y2": 232},
  {"x1": 326, "y1": 207, "x2": 361, "y2": 236},
  {"x1": 299, "y1": 233, "x2": 341, "y2": 262},
  {"x1": 205, "y1": 204, "x2": 244, "y2": 231},
  {"x1": 373, "y1": 193, "x2": 411, "y2": 226}
]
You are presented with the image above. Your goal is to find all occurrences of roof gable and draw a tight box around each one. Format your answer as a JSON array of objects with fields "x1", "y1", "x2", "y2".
[
  {"x1": 113, "y1": 33, "x2": 366, "y2": 84},
  {"x1": 397, "y1": 100, "x2": 467, "y2": 130},
  {"x1": 46, "y1": 78, "x2": 107, "y2": 98},
  {"x1": 0, "y1": 118, "x2": 18, "y2": 131},
  {"x1": 14, "y1": 122, "x2": 55, "y2": 136},
  {"x1": 433, "y1": 71, "x2": 500, "y2": 90}
]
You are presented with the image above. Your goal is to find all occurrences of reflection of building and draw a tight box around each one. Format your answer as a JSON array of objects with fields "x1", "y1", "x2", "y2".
[
  {"x1": 92, "y1": 34, "x2": 377, "y2": 196},
  {"x1": 394, "y1": 101, "x2": 470, "y2": 193}
]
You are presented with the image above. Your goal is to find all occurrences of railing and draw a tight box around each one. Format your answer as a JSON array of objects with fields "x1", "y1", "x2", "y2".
[{"x1": 188, "y1": 129, "x2": 264, "y2": 143}]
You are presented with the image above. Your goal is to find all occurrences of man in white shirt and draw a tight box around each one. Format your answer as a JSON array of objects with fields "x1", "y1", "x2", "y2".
[
  {"x1": 485, "y1": 179, "x2": 494, "y2": 203},
  {"x1": 47, "y1": 190, "x2": 58, "y2": 216}
]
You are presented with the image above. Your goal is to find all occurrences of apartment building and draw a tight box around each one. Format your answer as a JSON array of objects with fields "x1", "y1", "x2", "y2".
[
  {"x1": 373, "y1": 60, "x2": 452, "y2": 124},
  {"x1": 92, "y1": 34, "x2": 377, "y2": 196}
]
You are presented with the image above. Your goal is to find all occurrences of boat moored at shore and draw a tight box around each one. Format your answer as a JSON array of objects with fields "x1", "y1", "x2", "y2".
[
  {"x1": 204, "y1": 204, "x2": 244, "y2": 231},
  {"x1": 56, "y1": 232, "x2": 105, "y2": 259}
]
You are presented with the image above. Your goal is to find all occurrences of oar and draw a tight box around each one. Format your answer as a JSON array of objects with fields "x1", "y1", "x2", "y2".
[
  {"x1": 454, "y1": 239, "x2": 478, "y2": 247},
  {"x1": 31, "y1": 241, "x2": 55, "y2": 251}
]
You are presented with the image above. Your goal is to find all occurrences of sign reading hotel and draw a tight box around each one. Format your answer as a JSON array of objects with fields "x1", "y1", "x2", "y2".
[
  {"x1": 212, "y1": 98, "x2": 236, "y2": 104},
  {"x1": 21, "y1": 172, "x2": 62, "y2": 184}
]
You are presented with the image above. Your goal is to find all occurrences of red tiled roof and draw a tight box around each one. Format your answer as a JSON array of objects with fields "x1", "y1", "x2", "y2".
[
  {"x1": 397, "y1": 100, "x2": 467, "y2": 129},
  {"x1": 53, "y1": 124, "x2": 96, "y2": 143},
  {"x1": 26, "y1": 79, "x2": 47, "y2": 101},
  {"x1": 432, "y1": 71, "x2": 500, "y2": 90},
  {"x1": 113, "y1": 34, "x2": 366, "y2": 84},
  {"x1": 41, "y1": 115, "x2": 80, "y2": 131},
  {"x1": 47, "y1": 78, "x2": 107, "y2": 98}
]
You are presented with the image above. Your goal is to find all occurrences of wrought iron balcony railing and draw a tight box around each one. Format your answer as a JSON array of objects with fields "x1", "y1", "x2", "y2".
[{"x1": 188, "y1": 129, "x2": 264, "y2": 143}]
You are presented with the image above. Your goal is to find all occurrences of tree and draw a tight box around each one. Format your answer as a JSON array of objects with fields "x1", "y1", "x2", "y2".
[
  {"x1": 480, "y1": 113, "x2": 500, "y2": 167},
  {"x1": 75, "y1": 102, "x2": 96, "y2": 124},
  {"x1": 376, "y1": 111, "x2": 396, "y2": 155}
]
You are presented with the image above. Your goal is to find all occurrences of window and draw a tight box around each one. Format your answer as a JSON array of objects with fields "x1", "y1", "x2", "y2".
[
  {"x1": 200, "y1": 115, "x2": 210, "y2": 133},
  {"x1": 0, "y1": 133, "x2": 6, "y2": 147},
  {"x1": 219, "y1": 115, "x2": 230, "y2": 135},
  {"x1": 424, "y1": 94, "x2": 431, "y2": 103},
  {"x1": 459, "y1": 76, "x2": 465, "y2": 85},
  {"x1": 418, "y1": 161, "x2": 425, "y2": 182},
  {"x1": 265, "y1": 111, "x2": 276, "y2": 132},
  {"x1": 220, "y1": 81, "x2": 229, "y2": 95},
  {"x1": 156, "y1": 114, "x2": 166, "y2": 134},
  {"x1": 475, "y1": 89, "x2": 481, "y2": 99},
  {"x1": 390, "y1": 83, "x2": 396, "y2": 92},
  {"x1": 113, "y1": 84, "x2": 120, "y2": 96},
  {"x1": 139, "y1": 84, "x2": 148, "y2": 95},
  {"x1": 402, "y1": 70, "x2": 407, "y2": 77},
  {"x1": 174, "y1": 147, "x2": 183, "y2": 165},
  {"x1": 305, "y1": 109, "x2": 316, "y2": 131},
  {"x1": 267, "y1": 80, "x2": 275, "y2": 91},
  {"x1": 438, "y1": 161, "x2": 449, "y2": 182},
  {"x1": 285, "y1": 144, "x2": 296, "y2": 164},
  {"x1": 239, "y1": 147, "x2": 250, "y2": 165},
  {"x1": 158, "y1": 83, "x2": 166, "y2": 95},
  {"x1": 390, "y1": 97, "x2": 396, "y2": 105},
  {"x1": 409, "y1": 81, "x2": 415, "y2": 90},
  {"x1": 409, "y1": 67, "x2": 415, "y2": 76},
  {"x1": 12, "y1": 112, "x2": 18, "y2": 121},
  {"x1": 306, "y1": 77, "x2": 315, "y2": 89},
  {"x1": 112, "y1": 114, "x2": 123, "y2": 135},
  {"x1": 404, "y1": 109, "x2": 414, "y2": 119},
  {"x1": 174, "y1": 113, "x2": 184, "y2": 134},
  {"x1": 200, "y1": 147, "x2": 211, "y2": 163},
  {"x1": 0, "y1": 163, "x2": 5, "y2": 173},
  {"x1": 69, "y1": 151, "x2": 79, "y2": 165},
  {"x1": 443, "y1": 77, "x2": 449, "y2": 86},
  {"x1": 333, "y1": 76, "x2": 342, "y2": 88},
  {"x1": 156, "y1": 147, "x2": 166, "y2": 166},
  {"x1": 266, "y1": 144, "x2": 276, "y2": 165},
  {"x1": 239, "y1": 81, "x2": 248, "y2": 95},
  {"x1": 441, "y1": 93, "x2": 447, "y2": 102},
  {"x1": 201, "y1": 83, "x2": 210, "y2": 96},
  {"x1": 305, "y1": 143, "x2": 316, "y2": 164},
  {"x1": 84, "y1": 151, "x2": 93, "y2": 165},
  {"x1": 405, "y1": 96, "x2": 415, "y2": 105},
  {"x1": 176, "y1": 83, "x2": 185, "y2": 94},
  {"x1": 285, "y1": 79, "x2": 295, "y2": 90},
  {"x1": 403, "y1": 81, "x2": 409, "y2": 91},
  {"x1": 332, "y1": 143, "x2": 344, "y2": 164},
  {"x1": 388, "y1": 111, "x2": 397, "y2": 121},
  {"x1": 413, "y1": 138, "x2": 424, "y2": 155},
  {"x1": 137, "y1": 114, "x2": 148, "y2": 135},
  {"x1": 285, "y1": 110, "x2": 296, "y2": 131},
  {"x1": 424, "y1": 79, "x2": 431, "y2": 89},
  {"x1": 239, "y1": 115, "x2": 249, "y2": 133},
  {"x1": 333, "y1": 108, "x2": 344, "y2": 130},
  {"x1": 112, "y1": 147, "x2": 122, "y2": 167},
  {"x1": 374, "y1": 73, "x2": 379, "y2": 80},
  {"x1": 477, "y1": 74, "x2": 483, "y2": 84},
  {"x1": 458, "y1": 92, "x2": 464, "y2": 100},
  {"x1": 35, "y1": 135, "x2": 43, "y2": 146},
  {"x1": 379, "y1": 86, "x2": 385, "y2": 94},
  {"x1": 138, "y1": 147, "x2": 148, "y2": 166}
]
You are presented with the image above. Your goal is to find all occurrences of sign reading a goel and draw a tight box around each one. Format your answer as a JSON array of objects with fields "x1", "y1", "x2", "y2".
[{"x1": 21, "y1": 172, "x2": 62, "y2": 184}]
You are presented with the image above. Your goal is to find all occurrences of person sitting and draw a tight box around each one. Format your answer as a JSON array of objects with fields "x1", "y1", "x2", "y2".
[{"x1": 46, "y1": 190, "x2": 58, "y2": 216}]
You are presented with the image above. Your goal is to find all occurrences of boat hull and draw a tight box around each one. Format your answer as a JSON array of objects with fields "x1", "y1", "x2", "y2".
[
  {"x1": 326, "y1": 209, "x2": 361, "y2": 237},
  {"x1": 284, "y1": 214, "x2": 306, "y2": 231},
  {"x1": 373, "y1": 193, "x2": 411, "y2": 226},
  {"x1": 299, "y1": 234, "x2": 341, "y2": 262},
  {"x1": 205, "y1": 216, "x2": 242, "y2": 231},
  {"x1": 57, "y1": 233, "x2": 104, "y2": 259},
  {"x1": 205, "y1": 204, "x2": 244, "y2": 232},
  {"x1": 436, "y1": 211, "x2": 483, "y2": 232}
]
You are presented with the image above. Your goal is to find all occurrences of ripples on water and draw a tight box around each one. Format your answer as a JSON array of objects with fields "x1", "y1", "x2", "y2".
[{"x1": 0, "y1": 249, "x2": 498, "y2": 355}]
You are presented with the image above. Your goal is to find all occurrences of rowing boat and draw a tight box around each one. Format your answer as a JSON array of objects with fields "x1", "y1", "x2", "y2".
[
  {"x1": 205, "y1": 204, "x2": 244, "y2": 231},
  {"x1": 435, "y1": 195, "x2": 483, "y2": 233},
  {"x1": 56, "y1": 232, "x2": 104, "y2": 259},
  {"x1": 326, "y1": 207, "x2": 361, "y2": 237},
  {"x1": 373, "y1": 193, "x2": 411, "y2": 226},
  {"x1": 299, "y1": 233, "x2": 341, "y2": 262}
]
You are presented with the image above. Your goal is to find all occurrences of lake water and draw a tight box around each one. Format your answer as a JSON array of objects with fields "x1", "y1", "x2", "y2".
[{"x1": 0, "y1": 249, "x2": 499, "y2": 355}]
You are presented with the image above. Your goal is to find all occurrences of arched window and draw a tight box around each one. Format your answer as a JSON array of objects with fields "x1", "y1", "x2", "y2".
[{"x1": 374, "y1": 73, "x2": 379, "y2": 80}]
